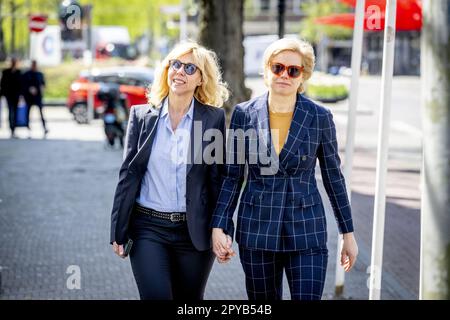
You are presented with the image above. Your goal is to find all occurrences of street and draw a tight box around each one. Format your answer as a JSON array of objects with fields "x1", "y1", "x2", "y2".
[{"x1": 0, "y1": 76, "x2": 421, "y2": 300}]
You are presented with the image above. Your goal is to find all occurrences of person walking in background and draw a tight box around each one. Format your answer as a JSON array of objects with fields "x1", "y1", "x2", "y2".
[
  {"x1": 0, "y1": 57, "x2": 22, "y2": 138},
  {"x1": 22, "y1": 60, "x2": 48, "y2": 136},
  {"x1": 211, "y1": 38, "x2": 358, "y2": 300},
  {"x1": 110, "y1": 41, "x2": 229, "y2": 300}
]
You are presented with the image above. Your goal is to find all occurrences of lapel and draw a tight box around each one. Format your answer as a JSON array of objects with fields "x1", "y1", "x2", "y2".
[
  {"x1": 254, "y1": 92, "x2": 283, "y2": 174},
  {"x1": 278, "y1": 94, "x2": 314, "y2": 165},
  {"x1": 140, "y1": 105, "x2": 161, "y2": 150},
  {"x1": 186, "y1": 98, "x2": 207, "y2": 176},
  {"x1": 129, "y1": 104, "x2": 160, "y2": 168}
]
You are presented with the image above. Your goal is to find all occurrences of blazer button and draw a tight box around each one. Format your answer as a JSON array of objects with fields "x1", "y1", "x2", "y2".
[
  {"x1": 128, "y1": 169, "x2": 134, "y2": 175},
  {"x1": 301, "y1": 155, "x2": 307, "y2": 161}
]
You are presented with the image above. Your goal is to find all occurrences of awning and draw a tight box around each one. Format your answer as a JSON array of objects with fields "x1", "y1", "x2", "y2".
[{"x1": 315, "y1": 0, "x2": 422, "y2": 31}]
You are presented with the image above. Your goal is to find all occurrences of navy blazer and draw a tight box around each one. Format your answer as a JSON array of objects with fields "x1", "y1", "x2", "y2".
[
  {"x1": 110, "y1": 99, "x2": 225, "y2": 251},
  {"x1": 211, "y1": 92, "x2": 354, "y2": 252}
]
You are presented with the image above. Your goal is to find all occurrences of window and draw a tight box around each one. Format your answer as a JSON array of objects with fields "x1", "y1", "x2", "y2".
[
  {"x1": 98, "y1": 75, "x2": 120, "y2": 84},
  {"x1": 260, "y1": 0, "x2": 271, "y2": 12}
]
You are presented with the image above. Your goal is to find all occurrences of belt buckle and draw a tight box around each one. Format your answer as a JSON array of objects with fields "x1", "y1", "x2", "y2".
[{"x1": 170, "y1": 213, "x2": 181, "y2": 222}]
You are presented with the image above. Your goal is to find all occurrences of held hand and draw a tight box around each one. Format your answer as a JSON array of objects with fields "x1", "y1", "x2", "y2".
[
  {"x1": 212, "y1": 228, "x2": 234, "y2": 263},
  {"x1": 217, "y1": 236, "x2": 236, "y2": 263},
  {"x1": 113, "y1": 241, "x2": 126, "y2": 259},
  {"x1": 212, "y1": 228, "x2": 235, "y2": 263},
  {"x1": 221, "y1": 235, "x2": 235, "y2": 263},
  {"x1": 29, "y1": 86, "x2": 38, "y2": 96},
  {"x1": 340, "y1": 232, "x2": 358, "y2": 272}
]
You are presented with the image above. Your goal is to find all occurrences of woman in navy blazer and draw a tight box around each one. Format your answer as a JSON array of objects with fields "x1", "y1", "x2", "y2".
[
  {"x1": 211, "y1": 38, "x2": 358, "y2": 300},
  {"x1": 111, "y1": 42, "x2": 228, "y2": 300}
]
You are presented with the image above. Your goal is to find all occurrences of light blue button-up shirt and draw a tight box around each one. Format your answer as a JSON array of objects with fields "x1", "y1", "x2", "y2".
[{"x1": 137, "y1": 97, "x2": 194, "y2": 212}]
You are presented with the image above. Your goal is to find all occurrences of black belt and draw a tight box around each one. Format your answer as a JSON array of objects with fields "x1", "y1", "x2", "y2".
[{"x1": 134, "y1": 203, "x2": 186, "y2": 222}]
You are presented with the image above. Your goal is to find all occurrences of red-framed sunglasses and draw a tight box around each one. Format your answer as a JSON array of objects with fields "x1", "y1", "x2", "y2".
[{"x1": 270, "y1": 63, "x2": 304, "y2": 78}]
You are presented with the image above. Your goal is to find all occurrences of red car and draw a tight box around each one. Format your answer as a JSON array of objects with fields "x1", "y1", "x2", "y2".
[{"x1": 67, "y1": 66, "x2": 153, "y2": 124}]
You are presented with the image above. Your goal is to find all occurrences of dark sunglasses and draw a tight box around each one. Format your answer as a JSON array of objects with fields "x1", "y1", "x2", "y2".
[
  {"x1": 270, "y1": 62, "x2": 304, "y2": 78},
  {"x1": 169, "y1": 59, "x2": 199, "y2": 76}
]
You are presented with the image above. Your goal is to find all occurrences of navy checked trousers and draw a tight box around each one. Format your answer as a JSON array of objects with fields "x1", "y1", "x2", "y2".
[{"x1": 239, "y1": 245, "x2": 328, "y2": 300}]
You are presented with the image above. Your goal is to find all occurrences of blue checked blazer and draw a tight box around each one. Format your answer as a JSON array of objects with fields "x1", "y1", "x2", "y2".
[{"x1": 211, "y1": 92, "x2": 354, "y2": 251}]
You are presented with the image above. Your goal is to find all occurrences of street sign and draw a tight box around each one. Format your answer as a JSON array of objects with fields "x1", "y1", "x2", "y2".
[
  {"x1": 29, "y1": 25, "x2": 62, "y2": 66},
  {"x1": 29, "y1": 15, "x2": 48, "y2": 33}
]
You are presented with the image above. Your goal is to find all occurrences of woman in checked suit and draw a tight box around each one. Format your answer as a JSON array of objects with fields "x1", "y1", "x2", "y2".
[
  {"x1": 110, "y1": 42, "x2": 228, "y2": 300},
  {"x1": 211, "y1": 38, "x2": 358, "y2": 300}
]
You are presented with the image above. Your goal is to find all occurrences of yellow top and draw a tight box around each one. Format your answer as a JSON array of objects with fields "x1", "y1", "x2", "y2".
[{"x1": 269, "y1": 110, "x2": 294, "y2": 155}]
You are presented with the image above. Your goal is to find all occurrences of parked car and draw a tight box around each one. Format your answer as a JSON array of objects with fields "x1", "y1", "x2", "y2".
[
  {"x1": 67, "y1": 66, "x2": 153, "y2": 124},
  {"x1": 96, "y1": 42, "x2": 139, "y2": 60}
]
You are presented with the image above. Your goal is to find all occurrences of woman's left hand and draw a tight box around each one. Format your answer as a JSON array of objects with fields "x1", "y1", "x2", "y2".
[
  {"x1": 341, "y1": 232, "x2": 358, "y2": 272},
  {"x1": 212, "y1": 228, "x2": 235, "y2": 263}
]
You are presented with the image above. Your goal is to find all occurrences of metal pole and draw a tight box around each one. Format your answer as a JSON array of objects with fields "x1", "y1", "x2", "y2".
[
  {"x1": 419, "y1": 0, "x2": 450, "y2": 300},
  {"x1": 86, "y1": 4, "x2": 94, "y2": 123},
  {"x1": 368, "y1": 0, "x2": 397, "y2": 300},
  {"x1": 180, "y1": 0, "x2": 187, "y2": 41},
  {"x1": 10, "y1": 0, "x2": 16, "y2": 55},
  {"x1": 0, "y1": 0, "x2": 5, "y2": 60},
  {"x1": 29, "y1": 31, "x2": 36, "y2": 60},
  {"x1": 0, "y1": 97, "x2": 3, "y2": 129},
  {"x1": 334, "y1": 0, "x2": 365, "y2": 297},
  {"x1": 277, "y1": 0, "x2": 285, "y2": 39},
  {"x1": 26, "y1": 0, "x2": 31, "y2": 60}
]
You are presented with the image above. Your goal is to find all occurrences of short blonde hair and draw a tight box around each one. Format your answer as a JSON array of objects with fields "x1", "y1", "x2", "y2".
[
  {"x1": 148, "y1": 41, "x2": 229, "y2": 107},
  {"x1": 263, "y1": 38, "x2": 315, "y2": 93}
]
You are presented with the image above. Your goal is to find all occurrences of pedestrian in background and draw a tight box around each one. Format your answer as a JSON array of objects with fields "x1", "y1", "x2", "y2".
[
  {"x1": 0, "y1": 57, "x2": 22, "y2": 138},
  {"x1": 110, "y1": 41, "x2": 229, "y2": 300},
  {"x1": 211, "y1": 38, "x2": 358, "y2": 300},
  {"x1": 22, "y1": 60, "x2": 48, "y2": 136}
]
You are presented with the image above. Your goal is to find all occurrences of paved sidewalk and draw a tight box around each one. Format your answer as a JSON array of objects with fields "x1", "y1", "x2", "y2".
[{"x1": 0, "y1": 105, "x2": 420, "y2": 300}]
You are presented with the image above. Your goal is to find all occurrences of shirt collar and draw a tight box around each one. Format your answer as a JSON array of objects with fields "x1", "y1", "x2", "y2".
[{"x1": 161, "y1": 97, "x2": 195, "y2": 120}]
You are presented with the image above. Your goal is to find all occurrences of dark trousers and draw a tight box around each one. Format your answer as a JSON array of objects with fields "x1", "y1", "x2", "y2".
[
  {"x1": 6, "y1": 96, "x2": 19, "y2": 132},
  {"x1": 129, "y1": 210, "x2": 215, "y2": 300},
  {"x1": 239, "y1": 245, "x2": 328, "y2": 300},
  {"x1": 25, "y1": 97, "x2": 46, "y2": 130}
]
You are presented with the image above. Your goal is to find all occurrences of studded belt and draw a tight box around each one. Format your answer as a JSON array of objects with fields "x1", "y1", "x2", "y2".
[{"x1": 134, "y1": 203, "x2": 187, "y2": 222}]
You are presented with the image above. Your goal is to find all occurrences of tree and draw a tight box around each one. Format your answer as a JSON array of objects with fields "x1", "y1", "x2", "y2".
[
  {"x1": 420, "y1": 0, "x2": 450, "y2": 300},
  {"x1": 0, "y1": 0, "x2": 7, "y2": 61},
  {"x1": 9, "y1": 0, "x2": 22, "y2": 56},
  {"x1": 198, "y1": 0, "x2": 250, "y2": 119},
  {"x1": 78, "y1": 0, "x2": 179, "y2": 42},
  {"x1": 0, "y1": 0, "x2": 180, "y2": 59},
  {"x1": 0, "y1": 0, "x2": 59, "y2": 59},
  {"x1": 300, "y1": 0, "x2": 352, "y2": 43}
]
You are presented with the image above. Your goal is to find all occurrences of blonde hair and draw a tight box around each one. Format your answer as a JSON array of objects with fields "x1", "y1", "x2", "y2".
[
  {"x1": 148, "y1": 41, "x2": 229, "y2": 107},
  {"x1": 262, "y1": 37, "x2": 315, "y2": 93}
]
